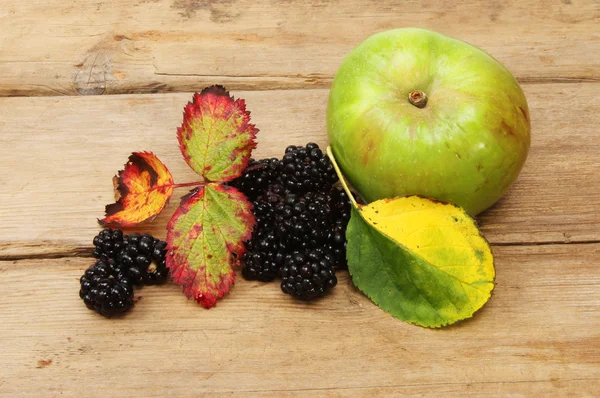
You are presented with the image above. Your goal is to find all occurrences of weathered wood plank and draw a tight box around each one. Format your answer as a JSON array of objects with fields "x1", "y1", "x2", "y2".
[
  {"x1": 0, "y1": 0, "x2": 598, "y2": 96},
  {"x1": 0, "y1": 84, "x2": 598, "y2": 257},
  {"x1": 0, "y1": 244, "x2": 598, "y2": 396}
]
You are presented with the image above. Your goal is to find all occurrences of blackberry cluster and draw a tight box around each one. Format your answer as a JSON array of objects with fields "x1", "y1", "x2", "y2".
[
  {"x1": 80, "y1": 228, "x2": 169, "y2": 317},
  {"x1": 232, "y1": 143, "x2": 351, "y2": 301}
]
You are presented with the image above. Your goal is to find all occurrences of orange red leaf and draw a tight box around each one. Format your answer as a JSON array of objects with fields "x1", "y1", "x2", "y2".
[{"x1": 100, "y1": 152, "x2": 174, "y2": 227}]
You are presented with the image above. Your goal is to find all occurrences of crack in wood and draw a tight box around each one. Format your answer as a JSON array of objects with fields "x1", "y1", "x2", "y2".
[
  {"x1": 517, "y1": 77, "x2": 600, "y2": 84},
  {"x1": 229, "y1": 377, "x2": 600, "y2": 393},
  {"x1": 493, "y1": 240, "x2": 600, "y2": 247},
  {"x1": 0, "y1": 246, "x2": 91, "y2": 261}
]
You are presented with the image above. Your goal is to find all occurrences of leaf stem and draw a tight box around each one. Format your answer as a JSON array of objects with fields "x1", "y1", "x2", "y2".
[
  {"x1": 171, "y1": 181, "x2": 205, "y2": 189},
  {"x1": 326, "y1": 146, "x2": 358, "y2": 208}
]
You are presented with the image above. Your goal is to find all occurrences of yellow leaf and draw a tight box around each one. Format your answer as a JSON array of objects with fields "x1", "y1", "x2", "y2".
[{"x1": 360, "y1": 197, "x2": 495, "y2": 288}]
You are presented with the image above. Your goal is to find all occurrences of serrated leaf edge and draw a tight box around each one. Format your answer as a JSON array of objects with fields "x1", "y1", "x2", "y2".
[
  {"x1": 166, "y1": 183, "x2": 254, "y2": 308},
  {"x1": 176, "y1": 85, "x2": 258, "y2": 182}
]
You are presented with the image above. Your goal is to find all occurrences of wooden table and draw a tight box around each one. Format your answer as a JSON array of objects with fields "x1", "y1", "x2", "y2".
[{"x1": 1, "y1": 1, "x2": 599, "y2": 396}]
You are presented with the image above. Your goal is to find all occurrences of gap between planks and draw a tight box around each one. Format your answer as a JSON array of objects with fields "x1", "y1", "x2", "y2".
[
  {"x1": 2, "y1": 240, "x2": 600, "y2": 262},
  {"x1": 3, "y1": 76, "x2": 600, "y2": 98}
]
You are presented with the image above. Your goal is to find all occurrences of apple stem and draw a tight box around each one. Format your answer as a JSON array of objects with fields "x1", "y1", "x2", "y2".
[
  {"x1": 409, "y1": 90, "x2": 428, "y2": 108},
  {"x1": 326, "y1": 146, "x2": 359, "y2": 209}
]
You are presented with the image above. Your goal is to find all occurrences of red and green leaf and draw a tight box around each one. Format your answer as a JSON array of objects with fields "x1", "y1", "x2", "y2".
[
  {"x1": 177, "y1": 85, "x2": 258, "y2": 183},
  {"x1": 166, "y1": 183, "x2": 255, "y2": 308},
  {"x1": 100, "y1": 152, "x2": 174, "y2": 227}
]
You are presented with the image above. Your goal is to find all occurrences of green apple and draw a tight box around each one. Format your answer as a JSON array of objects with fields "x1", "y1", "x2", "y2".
[{"x1": 327, "y1": 28, "x2": 530, "y2": 215}]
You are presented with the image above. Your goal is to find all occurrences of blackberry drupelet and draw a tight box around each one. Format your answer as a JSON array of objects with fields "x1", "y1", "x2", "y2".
[
  {"x1": 92, "y1": 228, "x2": 126, "y2": 261},
  {"x1": 230, "y1": 158, "x2": 282, "y2": 199},
  {"x1": 119, "y1": 233, "x2": 169, "y2": 286},
  {"x1": 280, "y1": 250, "x2": 337, "y2": 300},
  {"x1": 79, "y1": 259, "x2": 134, "y2": 317},
  {"x1": 278, "y1": 143, "x2": 338, "y2": 194}
]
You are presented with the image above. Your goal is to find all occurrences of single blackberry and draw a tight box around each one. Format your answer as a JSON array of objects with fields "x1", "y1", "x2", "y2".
[
  {"x1": 92, "y1": 228, "x2": 126, "y2": 261},
  {"x1": 242, "y1": 198, "x2": 281, "y2": 281},
  {"x1": 280, "y1": 250, "x2": 337, "y2": 300},
  {"x1": 119, "y1": 233, "x2": 169, "y2": 286},
  {"x1": 230, "y1": 158, "x2": 282, "y2": 199},
  {"x1": 242, "y1": 249, "x2": 279, "y2": 282},
  {"x1": 275, "y1": 192, "x2": 333, "y2": 251},
  {"x1": 79, "y1": 259, "x2": 134, "y2": 317},
  {"x1": 278, "y1": 143, "x2": 338, "y2": 194}
]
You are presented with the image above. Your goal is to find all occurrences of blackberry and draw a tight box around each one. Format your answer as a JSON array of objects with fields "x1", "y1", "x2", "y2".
[
  {"x1": 324, "y1": 220, "x2": 348, "y2": 269},
  {"x1": 330, "y1": 188, "x2": 352, "y2": 224},
  {"x1": 92, "y1": 228, "x2": 126, "y2": 261},
  {"x1": 278, "y1": 143, "x2": 338, "y2": 194},
  {"x1": 274, "y1": 192, "x2": 332, "y2": 251},
  {"x1": 230, "y1": 158, "x2": 282, "y2": 199},
  {"x1": 252, "y1": 198, "x2": 277, "y2": 231},
  {"x1": 119, "y1": 233, "x2": 169, "y2": 286},
  {"x1": 326, "y1": 189, "x2": 352, "y2": 269},
  {"x1": 79, "y1": 259, "x2": 134, "y2": 317},
  {"x1": 280, "y1": 250, "x2": 337, "y2": 300},
  {"x1": 242, "y1": 249, "x2": 279, "y2": 282},
  {"x1": 242, "y1": 198, "x2": 281, "y2": 281}
]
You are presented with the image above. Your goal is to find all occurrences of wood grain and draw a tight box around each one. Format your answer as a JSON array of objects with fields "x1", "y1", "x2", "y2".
[
  {"x1": 1, "y1": 244, "x2": 599, "y2": 396},
  {"x1": 0, "y1": 0, "x2": 598, "y2": 96},
  {"x1": 0, "y1": 84, "x2": 598, "y2": 258}
]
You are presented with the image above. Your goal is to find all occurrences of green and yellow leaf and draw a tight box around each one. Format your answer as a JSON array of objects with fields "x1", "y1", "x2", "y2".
[
  {"x1": 177, "y1": 85, "x2": 257, "y2": 182},
  {"x1": 166, "y1": 183, "x2": 255, "y2": 308},
  {"x1": 347, "y1": 196, "x2": 495, "y2": 328}
]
